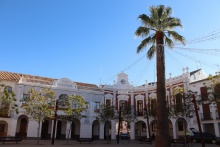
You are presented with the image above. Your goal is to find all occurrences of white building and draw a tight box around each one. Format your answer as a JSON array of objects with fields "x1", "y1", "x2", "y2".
[{"x1": 0, "y1": 68, "x2": 220, "y2": 140}]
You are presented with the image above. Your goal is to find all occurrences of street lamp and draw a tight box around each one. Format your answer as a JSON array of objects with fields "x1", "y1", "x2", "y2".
[
  {"x1": 192, "y1": 92, "x2": 205, "y2": 147},
  {"x1": 117, "y1": 100, "x2": 124, "y2": 144}
]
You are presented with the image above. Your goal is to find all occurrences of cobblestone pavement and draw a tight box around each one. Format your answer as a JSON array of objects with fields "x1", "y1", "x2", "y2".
[{"x1": 1, "y1": 139, "x2": 219, "y2": 147}]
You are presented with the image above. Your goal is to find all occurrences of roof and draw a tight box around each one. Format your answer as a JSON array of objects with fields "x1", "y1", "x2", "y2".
[
  {"x1": 190, "y1": 69, "x2": 201, "y2": 76},
  {"x1": 0, "y1": 71, "x2": 98, "y2": 89}
]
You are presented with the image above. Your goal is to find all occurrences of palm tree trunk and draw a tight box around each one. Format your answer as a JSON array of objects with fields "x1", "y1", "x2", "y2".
[{"x1": 155, "y1": 32, "x2": 171, "y2": 147}]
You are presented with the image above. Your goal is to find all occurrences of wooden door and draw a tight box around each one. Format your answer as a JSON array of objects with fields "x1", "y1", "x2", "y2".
[
  {"x1": 203, "y1": 104, "x2": 211, "y2": 120},
  {"x1": 19, "y1": 118, "x2": 27, "y2": 138},
  {"x1": 0, "y1": 122, "x2": 7, "y2": 137},
  {"x1": 41, "y1": 120, "x2": 49, "y2": 139}
]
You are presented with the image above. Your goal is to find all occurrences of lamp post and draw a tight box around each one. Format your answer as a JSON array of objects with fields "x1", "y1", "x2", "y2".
[
  {"x1": 144, "y1": 104, "x2": 151, "y2": 144},
  {"x1": 192, "y1": 93, "x2": 205, "y2": 147},
  {"x1": 51, "y1": 100, "x2": 58, "y2": 145},
  {"x1": 117, "y1": 101, "x2": 124, "y2": 144}
]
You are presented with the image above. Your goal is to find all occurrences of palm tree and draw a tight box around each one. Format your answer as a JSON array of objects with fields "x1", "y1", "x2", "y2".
[{"x1": 135, "y1": 5, "x2": 185, "y2": 147}]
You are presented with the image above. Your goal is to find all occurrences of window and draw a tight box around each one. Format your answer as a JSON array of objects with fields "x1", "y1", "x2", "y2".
[
  {"x1": 137, "y1": 100, "x2": 143, "y2": 116},
  {"x1": 150, "y1": 99, "x2": 157, "y2": 115},
  {"x1": 106, "y1": 99, "x2": 111, "y2": 107},
  {"x1": 119, "y1": 100, "x2": 128, "y2": 110},
  {"x1": 58, "y1": 94, "x2": 68, "y2": 108},
  {"x1": 22, "y1": 94, "x2": 30, "y2": 103},
  {"x1": 6, "y1": 86, "x2": 12, "y2": 93},
  {"x1": 94, "y1": 102, "x2": 100, "y2": 112},
  {"x1": 176, "y1": 93, "x2": 183, "y2": 112}
]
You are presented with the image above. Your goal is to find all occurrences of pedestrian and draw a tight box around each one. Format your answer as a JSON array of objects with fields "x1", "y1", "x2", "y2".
[{"x1": 151, "y1": 133, "x2": 155, "y2": 141}]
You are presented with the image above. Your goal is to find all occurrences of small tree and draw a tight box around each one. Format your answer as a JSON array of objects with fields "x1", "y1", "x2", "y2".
[
  {"x1": 169, "y1": 90, "x2": 195, "y2": 144},
  {"x1": 0, "y1": 84, "x2": 18, "y2": 117},
  {"x1": 206, "y1": 72, "x2": 220, "y2": 102},
  {"x1": 121, "y1": 105, "x2": 137, "y2": 131},
  {"x1": 61, "y1": 94, "x2": 88, "y2": 144},
  {"x1": 22, "y1": 88, "x2": 55, "y2": 145},
  {"x1": 96, "y1": 104, "x2": 115, "y2": 143}
]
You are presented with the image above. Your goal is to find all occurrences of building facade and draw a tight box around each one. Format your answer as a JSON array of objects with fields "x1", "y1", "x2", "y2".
[{"x1": 0, "y1": 68, "x2": 220, "y2": 140}]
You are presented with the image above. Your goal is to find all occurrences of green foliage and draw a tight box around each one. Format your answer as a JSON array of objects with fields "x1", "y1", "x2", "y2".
[
  {"x1": 121, "y1": 105, "x2": 137, "y2": 123},
  {"x1": 169, "y1": 91, "x2": 196, "y2": 121},
  {"x1": 135, "y1": 5, "x2": 185, "y2": 59},
  {"x1": 0, "y1": 84, "x2": 18, "y2": 116},
  {"x1": 96, "y1": 104, "x2": 116, "y2": 123},
  {"x1": 22, "y1": 88, "x2": 56, "y2": 122},
  {"x1": 62, "y1": 94, "x2": 88, "y2": 121},
  {"x1": 206, "y1": 72, "x2": 220, "y2": 102}
]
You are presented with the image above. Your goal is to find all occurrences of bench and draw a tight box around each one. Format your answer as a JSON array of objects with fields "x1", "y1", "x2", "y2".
[
  {"x1": 138, "y1": 137, "x2": 152, "y2": 144},
  {"x1": 171, "y1": 139, "x2": 191, "y2": 147},
  {"x1": 0, "y1": 137, "x2": 22, "y2": 144},
  {"x1": 77, "y1": 138, "x2": 94, "y2": 143}
]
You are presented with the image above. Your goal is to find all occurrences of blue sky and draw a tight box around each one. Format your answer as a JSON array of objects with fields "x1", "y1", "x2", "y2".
[{"x1": 1, "y1": 0, "x2": 220, "y2": 86}]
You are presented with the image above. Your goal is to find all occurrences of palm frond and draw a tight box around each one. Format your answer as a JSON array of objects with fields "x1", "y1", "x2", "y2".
[
  {"x1": 167, "y1": 31, "x2": 185, "y2": 45},
  {"x1": 162, "y1": 17, "x2": 183, "y2": 30},
  {"x1": 147, "y1": 45, "x2": 156, "y2": 59},
  {"x1": 138, "y1": 14, "x2": 154, "y2": 27},
  {"x1": 157, "y1": 5, "x2": 165, "y2": 20},
  {"x1": 135, "y1": 26, "x2": 150, "y2": 37},
  {"x1": 137, "y1": 35, "x2": 155, "y2": 53},
  {"x1": 164, "y1": 34, "x2": 174, "y2": 48}
]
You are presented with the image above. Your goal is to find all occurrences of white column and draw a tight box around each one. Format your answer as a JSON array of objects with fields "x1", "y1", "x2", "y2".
[
  {"x1": 99, "y1": 123, "x2": 104, "y2": 139},
  {"x1": 214, "y1": 123, "x2": 220, "y2": 137},
  {"x1": 66, "y1": 122, "x2": 71, "y2": 138},
  {"x1": 111, "y1": 120, "x2": 116, "y2": 139},
  {"x1": 130, "y1": 122, "x2": 135, "y2": 140},
  {"x1": 113, "y1": 90, "x2": 116, "y2": 106},
  {"x1": 50, "y1": 120, "x2": 58, "y2": 138},
  {"x1": 172, "y1": 120, "x2": 177, "y2": 139},
  {"x1": 131, "y1": 91, "x2": 134, "y2": 106}
]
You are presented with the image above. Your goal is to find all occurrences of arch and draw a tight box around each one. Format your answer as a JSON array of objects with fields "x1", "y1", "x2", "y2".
[
  {"x1": 41, "y1": 118, "x2": 51, "y2": 140},
  {"x1": 19, "y1": 118, "x2": 28, "y2": 138},
  {"x1": 71, "y1": 118, "x2": 80, "y2": 140},
  {"x1": 135, "y1": 120, "x2": 146, "y2": 139},
  {"x1": 175, "y1": 117, "x2": 187, "y2": 139},
  {"x1": 16, "y1": 115, "x2": 29, "y2": 139},
  {"x1": 0, "y1": 121, "x2": 8, "y2": 137},
  {"x1": 104, "y1": 121, "x2": 111, "y2": 140},
  {"x1": 92, "y1": 120, "x2": 100, "y2": 140}
]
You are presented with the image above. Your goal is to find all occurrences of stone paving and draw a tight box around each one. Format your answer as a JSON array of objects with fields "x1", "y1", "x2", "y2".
[{"x1": 0, "y1": 139, "x2": 219, "y2": 147}]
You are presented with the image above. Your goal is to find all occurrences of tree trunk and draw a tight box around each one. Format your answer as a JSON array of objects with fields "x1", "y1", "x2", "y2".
[
  {"x1": 37, "y1": 121, "x2": 40, "y2": 145},
  {"x1": 155, "y1": 32, "x2": 171, "y2": 147}
]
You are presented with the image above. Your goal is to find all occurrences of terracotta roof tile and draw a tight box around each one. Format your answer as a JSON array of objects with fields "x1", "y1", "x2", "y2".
[{"x1": 0, "y1": 71, "x2": 98, "y2": 90}]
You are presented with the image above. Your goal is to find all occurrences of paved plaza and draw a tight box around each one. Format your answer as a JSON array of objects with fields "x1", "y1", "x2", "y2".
[{"x1": 0, "y1": 139, "x2": 219, "y2": 147}]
